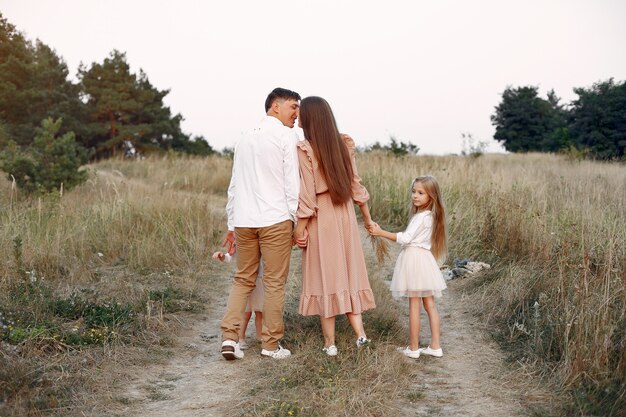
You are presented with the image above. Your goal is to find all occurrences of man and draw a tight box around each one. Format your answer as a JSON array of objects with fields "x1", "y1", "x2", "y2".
[{"x1": 220, "y1": 87, "x2": 301, "y2": 360}]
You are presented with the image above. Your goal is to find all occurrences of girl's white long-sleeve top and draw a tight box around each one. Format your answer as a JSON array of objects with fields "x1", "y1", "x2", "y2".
[{"x1": 395, "y1": 210, "x2": 433, "y2": 249}]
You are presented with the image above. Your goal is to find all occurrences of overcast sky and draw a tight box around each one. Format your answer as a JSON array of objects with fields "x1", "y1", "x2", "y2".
[{"x1": 1, "y1": 0, "x2": 625, "y2": 154}]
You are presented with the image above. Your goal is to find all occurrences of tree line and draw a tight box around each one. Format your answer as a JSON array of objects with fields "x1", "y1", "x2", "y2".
[
  {"x1": 2, "y1": 11, "x2": 623, "y2": 193},
  {"x1": 491, "y1": 80, "x2": 625, "y2": 159},
  {"x1": 0, "y1": 14, "x2": 216, "y2": 192}
]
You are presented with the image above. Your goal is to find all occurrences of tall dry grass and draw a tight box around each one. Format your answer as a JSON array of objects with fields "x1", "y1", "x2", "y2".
[
  {"x1": 1, "y1": 154, "x2": 232, "y2": 283},
  {"x1": 0, "y1": 154, "x2": 233, "y2": 415},
  {"x1": 240, "y1": 151, "x2": 625, "y2": 416},
  {"x1": 1, "y1": 151, "x2": 623, "y2": 415},
  {"x1": 359, "y1": 151, "x2": 625, "y2": 415}
]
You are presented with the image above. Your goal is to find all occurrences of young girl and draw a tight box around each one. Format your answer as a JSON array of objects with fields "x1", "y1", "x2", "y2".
[
  {"x1": 212, "y1": 251, "x2": 263, "y2": 350},
  {"x1": 368, "y1": 175, "x2": 447, "y2": 359}
]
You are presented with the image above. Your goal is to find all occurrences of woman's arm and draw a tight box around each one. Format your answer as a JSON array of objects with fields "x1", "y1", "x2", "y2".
[
  {"x1": 358, "y1": 202, "x2": 377, "y2": 230},
  {"x1": 294, "y1": 143, "x2": 316, "y2": 248}
]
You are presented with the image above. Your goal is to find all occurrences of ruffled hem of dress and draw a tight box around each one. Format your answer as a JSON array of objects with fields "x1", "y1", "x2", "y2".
[
  {"x1": 391, "y1": 289, "x2": 445, "y2": 299},
  {"x1": 298, "y1": 288, "x2": 376, "y2": 318}
]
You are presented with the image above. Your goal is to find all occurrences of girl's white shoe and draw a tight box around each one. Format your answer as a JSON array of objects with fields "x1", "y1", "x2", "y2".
[
  {"x1": 398, "y1": 346, "x2": 420, "y2": 359},
  {"x1": 419, "y1": 346, "x2": 443, "y2": 357}
]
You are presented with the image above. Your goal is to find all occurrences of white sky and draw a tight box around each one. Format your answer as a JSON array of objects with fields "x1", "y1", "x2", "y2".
[{"x1": 1, "y1": 0, "x2": 625, "y2": 154}]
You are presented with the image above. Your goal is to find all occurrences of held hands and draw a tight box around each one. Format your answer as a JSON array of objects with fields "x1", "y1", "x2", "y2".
[
  {"x1": 364, "y1": 218, "x2": 380, "y2": 236},
  {"x1": 293, "y1": 228, "x2": 309, "y2": 249},
  {"x1": 367, "y1": 222, "x2": 382, "y2": 236}
]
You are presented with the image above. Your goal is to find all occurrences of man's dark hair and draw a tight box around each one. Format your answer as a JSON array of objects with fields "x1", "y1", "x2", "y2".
[{"x1": 265, "y1": 87, "x2": 301, "y2": 112}]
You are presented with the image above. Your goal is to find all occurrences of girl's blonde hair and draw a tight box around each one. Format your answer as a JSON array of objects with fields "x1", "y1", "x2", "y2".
[{"x1": 410, "y1": 175, "x2": 447, "y2": 263}]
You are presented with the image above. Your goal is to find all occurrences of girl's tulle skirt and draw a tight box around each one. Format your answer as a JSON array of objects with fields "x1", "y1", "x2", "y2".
[{"x1": 390, "y1": 246, "x2": 447, "y2": 298}]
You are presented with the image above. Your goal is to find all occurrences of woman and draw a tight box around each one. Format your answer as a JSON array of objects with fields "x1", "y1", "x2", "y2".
[{"x1": 294, "y1": 96, "x2": 377, "y2": 356}]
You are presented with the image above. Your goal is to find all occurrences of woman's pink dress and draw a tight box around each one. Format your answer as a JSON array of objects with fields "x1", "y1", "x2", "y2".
[{"x1": 297, "y1": 135, "x2": 376, "y2": 318}]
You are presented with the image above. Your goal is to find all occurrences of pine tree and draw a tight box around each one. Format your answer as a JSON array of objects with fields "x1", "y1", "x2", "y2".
[
  {"x1": 0, "y1": 13, "x2": 87, "y2": 148},
  {"x1": 79, "y1": 50, "x2": 211, "y2": 158}
]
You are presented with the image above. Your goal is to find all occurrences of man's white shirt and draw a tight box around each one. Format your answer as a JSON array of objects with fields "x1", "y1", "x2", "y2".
[{"x1": 226, "y1": 116, "x2": 300, "y2": 230}]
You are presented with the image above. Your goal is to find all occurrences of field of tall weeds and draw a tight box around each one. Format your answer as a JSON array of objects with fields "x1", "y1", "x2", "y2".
[
  {"x1": 359, "y1": 152, "x2": 625, "y2": 416},
  {"x1": 0, "y1": 155, "x2": 232, "y2": 415},
  {"x1": 0, "y1": 151, "x2": 623, "y2": 416}
]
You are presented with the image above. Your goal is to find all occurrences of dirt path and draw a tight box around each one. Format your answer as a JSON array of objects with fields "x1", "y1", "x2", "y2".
[
  {"x1": 118, "y1": 271, "x2": 267, "y2": 417},
  {"x1": 394, "y1": 282, "x2": 553, "y2": 416},
  {"x1": 116, "y1": 233, "x2": 553, "y2": 417}
]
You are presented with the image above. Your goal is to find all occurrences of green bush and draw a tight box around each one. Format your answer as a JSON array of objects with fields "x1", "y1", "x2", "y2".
[
  {"x1": 0, "y1": 117, "x2": 88, "y2": 193},
  {"x1": 365, "y1": 136, "x2": 419, "y2": 156},
  {"x1": 1, "y1": 280, "x2": 135, "y2": 348}
]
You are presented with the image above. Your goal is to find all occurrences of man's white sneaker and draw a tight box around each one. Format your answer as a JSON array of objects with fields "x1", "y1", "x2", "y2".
[
  {"x1": 322, "y1": 345, "x2": 338, "y2": 356},
  {"x1": 398, "y1": 346, "x2": 420, "y2": 359},
  {"x1": 356, "y1": 336, "x2": 371, "y2": 348},
  {"x1": 261, "y1": 345, "x2": 292, "y2": 359},
  {"x1": 221, "y1": 340, "x2": 244, "y2": 360},
  {"x1": 418, "y1": 346, "x2": 443, "y2": 357}
]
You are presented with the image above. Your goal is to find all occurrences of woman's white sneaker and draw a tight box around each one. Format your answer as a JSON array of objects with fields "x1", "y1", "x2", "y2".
[
  {"x1": 323, "y1": 345, "x2": 338, "y2": 356},
  {"x1": 356, "y1": 336, "x2": 371, "y2": 347}
]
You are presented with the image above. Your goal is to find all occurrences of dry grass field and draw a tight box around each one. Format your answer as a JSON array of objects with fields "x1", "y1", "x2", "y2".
[
  {"x1": 359, "y1": 152, "x2": 625, "y2": 416},
  {"x1": 0, "y1": 152, "x2": 623, "y2": 416}
]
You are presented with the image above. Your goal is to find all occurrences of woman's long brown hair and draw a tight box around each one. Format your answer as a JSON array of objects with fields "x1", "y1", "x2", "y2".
[{"x1": 299, "y1": 96, "x2": 353, "y2": 205}]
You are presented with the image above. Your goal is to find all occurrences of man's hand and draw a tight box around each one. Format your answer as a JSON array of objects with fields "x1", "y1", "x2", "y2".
[{"x1": 222, "y1": 231, "x2": 236, "y2": 255}]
